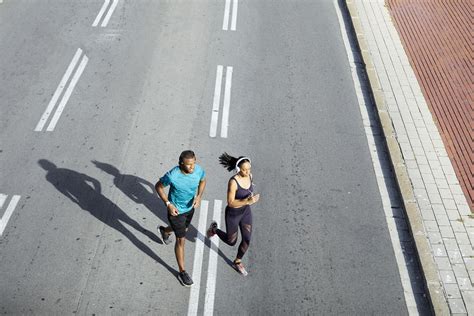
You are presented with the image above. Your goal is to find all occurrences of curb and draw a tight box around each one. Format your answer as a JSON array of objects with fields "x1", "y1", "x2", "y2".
[{"x1": 343, "y1": 0, "x2": 450, "y2": 314}]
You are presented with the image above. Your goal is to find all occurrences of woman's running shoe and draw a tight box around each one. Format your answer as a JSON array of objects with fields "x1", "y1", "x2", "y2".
[
  {"x1": 232, "y1": 261, "x2": 248, "y2": 276},
  {"x1": 206, "y1": 221, "x2": 218, "y2": 238}
]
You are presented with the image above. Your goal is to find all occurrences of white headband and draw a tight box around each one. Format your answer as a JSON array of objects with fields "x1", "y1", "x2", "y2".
[{"x1": 235, "y1": 157, "x2": 251, "y2": 172}]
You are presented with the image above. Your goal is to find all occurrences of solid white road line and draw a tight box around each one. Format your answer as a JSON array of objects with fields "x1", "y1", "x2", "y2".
[
  {"x1": 210, "y1": 65, "x2": 224, "y2": 138},
  {"x1": 46, "y1": 54, "x2": 89, "y2": 131},
  {"x1": 0, "y1": 195, "x2": 20, "y2": 236},
  {"x1": 101, "y1": 0, "x2": 119, "y2": 27},
  {"x1": 203, "y1": 200, "x2": 222, "y2": 316},
  {"x1": 333, "y1": 0, "x2": 417, "y2": 313},
  {"x1": 187, "y1": 200, "x2": 209, "y2": 316},
  {"x1": 230, "y1": 0, "x2": 239, "y2": 31},
  {"x1": 220, "y1": 66, "x2": 233, "y2": 138},
  {"x1": 92, "y1": 0, "x2": 110, "y2": 27},
  {"x1": 35, "y1": 48, "x2": 83, "y2": 132},
  {"x1": 222, "y1": 0, "x2": 231, "y2": 31}
]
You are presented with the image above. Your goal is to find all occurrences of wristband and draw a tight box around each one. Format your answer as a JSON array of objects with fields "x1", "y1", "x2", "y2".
[{"x1": 165, "y1": 201, "x2": 171, "y2": 206}]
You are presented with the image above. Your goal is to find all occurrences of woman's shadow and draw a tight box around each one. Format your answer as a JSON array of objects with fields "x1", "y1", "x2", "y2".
[
  {"x1": 92, "y1": 160, "x2": 233, "y2": 266},
  {"x1": 38, "y1": 159, "x2": 177, "y2": 275}
]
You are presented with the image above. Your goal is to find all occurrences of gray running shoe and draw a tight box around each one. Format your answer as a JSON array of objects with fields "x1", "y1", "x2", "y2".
[
  {"x1": 159, "y1": 226, "x2": 171, "y2": 245},
  {"x1": 206, "y1": 221, "x2": 218, "y2": 238},
  {"x1": 178, "y1": 271, "x2": 193, "y2": 287}
]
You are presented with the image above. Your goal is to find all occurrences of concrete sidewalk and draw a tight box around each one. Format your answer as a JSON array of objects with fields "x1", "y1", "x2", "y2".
[{"x1": 344, "y1": 0, "x2": 473, "y2": 314}]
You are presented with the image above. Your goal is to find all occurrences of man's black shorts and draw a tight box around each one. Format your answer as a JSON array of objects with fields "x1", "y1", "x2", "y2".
[{"x1": 168, "y1": 208, "x2": 195, "y2": 238}]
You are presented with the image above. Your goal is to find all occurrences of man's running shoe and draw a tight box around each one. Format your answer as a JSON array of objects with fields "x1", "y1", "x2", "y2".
[
  {"x1": 159, "y1": 226, "x2": 171, "y2": 245},
  {"x1": 177, "y1": 271, "x2": 193, "y2": 287},
  {"x1": 232, "y1": 261, "x2": 248, "y2": 276},
  {"x1": 206, "y1": 221, "x2": 218, "y2": 238}
]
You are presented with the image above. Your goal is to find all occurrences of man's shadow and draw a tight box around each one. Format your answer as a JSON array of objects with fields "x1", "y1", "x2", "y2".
[
  {"x1": 92, "y1": 160, "x2": 233, "y2": 266},
  {"x1": 91, "y1": 161, "x2": 177, "y2": 234},
  {"x1": 38, "y1": 159, "x2": 177, "y2": 275}
]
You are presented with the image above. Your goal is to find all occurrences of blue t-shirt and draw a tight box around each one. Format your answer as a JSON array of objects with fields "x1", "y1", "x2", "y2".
[{"x1": 159, "y1": 165, "x2": 206, "y2": 214}]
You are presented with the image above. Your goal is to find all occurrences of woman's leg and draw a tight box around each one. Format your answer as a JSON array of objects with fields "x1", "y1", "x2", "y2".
[
  {"x1": 216, "y1": 208, "x2": 241, "y2": 246},
  {"x1": 236, "y1": 208, "x2": 253, "y2": 260}
]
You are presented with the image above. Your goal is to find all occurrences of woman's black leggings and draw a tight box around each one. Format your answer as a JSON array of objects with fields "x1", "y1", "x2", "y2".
[{"x1": 216, "y1": 205, "x2": 252, "y2": 259}]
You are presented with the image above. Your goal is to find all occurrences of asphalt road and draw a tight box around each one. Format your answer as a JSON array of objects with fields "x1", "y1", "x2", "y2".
[{"x1": 0, "y1": 0, "x2": 424, "y2": 314}]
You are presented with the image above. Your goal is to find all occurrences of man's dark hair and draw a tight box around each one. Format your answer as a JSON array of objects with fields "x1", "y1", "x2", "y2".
[{"x1": 179, "y1": 150, "x2": 196, "y2": 164}]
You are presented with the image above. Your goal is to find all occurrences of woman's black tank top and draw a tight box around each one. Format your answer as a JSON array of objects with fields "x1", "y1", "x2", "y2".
[{"x1": 232, "y1": 176, "x2": 254, "y2": 200}]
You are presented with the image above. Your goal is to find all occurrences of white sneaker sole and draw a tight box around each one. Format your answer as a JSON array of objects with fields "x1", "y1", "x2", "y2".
[{"x1": 178, "y1": 275, "x2": 193, "y2": 287}]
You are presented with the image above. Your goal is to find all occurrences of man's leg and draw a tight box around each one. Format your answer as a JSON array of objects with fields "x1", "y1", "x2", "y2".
[
  {"x1": 174, "y1": 210, "x2": 194, "y2": 286},
  {"x1": 175, "y1": 237, "x2": 186, "y2": 272},
  {"x1": 175, "y1": 234, "x2": 193, "y2": 286},
  {"x1": 175, "y1": 209, "x2": 194, "y2": 271}
]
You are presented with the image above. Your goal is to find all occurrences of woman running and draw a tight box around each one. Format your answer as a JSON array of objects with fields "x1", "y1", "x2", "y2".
[{"x1": 207, "y1": 153, "x2": 260, "y2": 276}]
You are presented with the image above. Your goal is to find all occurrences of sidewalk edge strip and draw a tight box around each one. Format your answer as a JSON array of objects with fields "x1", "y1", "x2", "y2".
[{"x1": 343, "y1": 0, "x2": 449, "y2": 314}]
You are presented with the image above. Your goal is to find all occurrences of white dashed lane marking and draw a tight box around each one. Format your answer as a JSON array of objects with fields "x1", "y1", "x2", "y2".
[
  {"x1": 35, "y1": 48, "x2": 88, "y2": 132},
  {"x1": 0, "y1": 194, "x2": 21, "y2": 236},
  {"x1": 220, "y1": 66, "x2": 233, "y2": 138},
  {"x1": 209, "y1": 66, "x2": 233, "y2": 138},
  {"x1": 93, "y1": 0, "x2": 119, "y2": 27},
  {"x1": 223, "y1": 0, "x2": 239, "y2": 31},
  {"x1": 203, "y1": 200, "x2": 222, "y2": 316},
  {"x1": 187, "y1": 200, "x2": 223, "y2": 316},
  {"x1": 188, "y1": 200, "x2": 209, "y2": 316},
  {"x1": 210, "y1": 66, "x2": 224, "y2": 138}
]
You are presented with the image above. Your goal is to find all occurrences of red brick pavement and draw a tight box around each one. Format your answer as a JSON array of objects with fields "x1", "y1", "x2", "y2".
[{"x1": 386, "y1": 0, "x2": 473, "y2": 211}]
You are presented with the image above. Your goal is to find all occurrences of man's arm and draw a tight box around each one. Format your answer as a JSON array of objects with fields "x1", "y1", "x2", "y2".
[
  {"x1": 193, "y1": 178, "x2": 206, "y2": 208},
  {"x1": 155, "y1": 180, "x2": 178, "y2": 216}
]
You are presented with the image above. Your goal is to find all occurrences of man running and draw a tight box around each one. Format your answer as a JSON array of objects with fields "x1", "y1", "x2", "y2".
[{"x1": 155, "y1": 150, "x2": 206, "y2": 287}]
